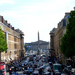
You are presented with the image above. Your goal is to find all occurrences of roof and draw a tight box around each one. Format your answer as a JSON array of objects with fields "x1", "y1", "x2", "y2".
[
  {"x1": 25, "y1": 40, "x2": 49, "y2": 45},
  {"x1": 53, "y1": 63, "x2": 61, "y2": 66},
  {"x1": 15, "y1": 28, "x2": 24, "y2": 35},
  {"x1": 50, "y1": 27, "x2": 57, "y2": 33}
]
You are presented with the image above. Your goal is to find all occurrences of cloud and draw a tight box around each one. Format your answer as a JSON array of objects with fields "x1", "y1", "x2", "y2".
[
  {"x1": 0, "y1": 0, "x2": 75, "y2": 42},
  {"x1": 0, "y1": 0, "x2": 15, "y2": 4}
]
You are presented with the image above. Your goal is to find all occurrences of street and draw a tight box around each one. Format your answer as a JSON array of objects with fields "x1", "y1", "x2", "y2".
[{"x1": 6, "y1": 53, "x2": 74, "y2": 75}]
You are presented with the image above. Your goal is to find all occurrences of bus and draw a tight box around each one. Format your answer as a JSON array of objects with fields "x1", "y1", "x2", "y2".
[
  {"x1": 53, "y1": 63, "x2": 62, "y2": 72},
  {"x1": 0, "y1": 62, "x2": 6, "y2": 75}
]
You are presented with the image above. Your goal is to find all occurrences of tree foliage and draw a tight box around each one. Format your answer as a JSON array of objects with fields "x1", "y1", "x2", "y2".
[
  {"x1": 0, "y1": 26, "x2": 8, "y2": 52},
  {"x1": 60, "y1": 10, "x2": 75, "y2": 58},
  {"x1": 24, "y1": 44, "x2": 29, "y2": 51},
  {"x1": 37, "y1": 49, "x2": 40, "y2": 55}
]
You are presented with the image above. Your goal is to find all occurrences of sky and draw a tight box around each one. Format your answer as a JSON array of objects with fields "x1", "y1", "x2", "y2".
[{"x1": 0, "y1": 0, "x2": 75, "y2": 43}]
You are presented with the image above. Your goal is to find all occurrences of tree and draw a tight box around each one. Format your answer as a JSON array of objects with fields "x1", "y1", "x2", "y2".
[
  {"x1": 60, "y1": 10, "x2": 75, "y2": 59},
  {"x1": 0, "y1": 26, "x2": 8, "y2": 62},
  {"x1": 37, "y1": 48, "x2": 40, "y2": 55},
  {"x1": 24, "y1": 44, "x2": 29, "y2": 51}
]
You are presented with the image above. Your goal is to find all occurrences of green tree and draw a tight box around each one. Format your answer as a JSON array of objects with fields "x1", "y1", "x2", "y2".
[
  {"x1": 60, "y1": 10, "x2": 75, "y2": 59},
  {"x1": 24, "y1": 44, "x2": 29, "y2": 51},
  {"x1": 37, "y1": 49, "x2": 40, "y2": 55},
  {"x1": 0, "y1": 26, "x2": 8, "y2": 62}
]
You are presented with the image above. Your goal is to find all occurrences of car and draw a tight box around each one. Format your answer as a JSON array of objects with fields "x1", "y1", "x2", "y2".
[
  {"x1": 36, "y1": 59, "x2": 39, "y2": 62},
  {"x1": 11, "y1": 72, "x2": 18, "y2": 75},
  {"x1": 27, "y1": 68, "x2": 33, "y2": 73},
  {"x1": 42, "y1": 57, "x2": 46, "y2": 62},
  {"x1": 54, "y1": 70, "x2": 61, "y2": 75},
  {"x1": 43, "y1": 64, "x2": 51, "y2": 73},
  {"x1": 49, "y1": 62, "x2": 52, "y2": 65},
  {"x1": 44, "y1": 71, "x2": 50, "y2": 75},
  {"x1": 53, "y1": 63, "x2": 62, "y2": 72},
  {"x1": 24, "y1": 61, "x2": 28, "y2": 65},
  {"x1": 21, "y1": 63, "x2": 24, "y2": 67},
  {"x1": 64, "y1": 67, "x2": 72, "y2": 74},
  {"x1": 23, "y1": 70, "x2": 29, "y2": 74},
  {"x1": 71, "y1": 68, "x2": 75, "y2": 74},
  {"x1": 33, "y1": 70, "x2": 39, "y2": 75},
  {"x1": 61, "y1": 71, "x2": 67, "y2": 75}
]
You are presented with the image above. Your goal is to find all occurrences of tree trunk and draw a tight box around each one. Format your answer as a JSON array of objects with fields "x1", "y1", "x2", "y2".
[{"x1": 0, "y1": 51, "x2": 1, "y2": 62}]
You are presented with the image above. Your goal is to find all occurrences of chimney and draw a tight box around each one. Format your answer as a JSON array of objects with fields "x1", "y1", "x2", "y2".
[
  {"x1": 8, "y1": 23, "x2": 10, "y2": 26},
  {"x1": 12, "y1": 27, "x2": 14, "y2": 30},
  {"x1": 65, "y1": 12, "x2": 69, "y2": 17},
  {"x1": 5, "y1": 20, "x2": 7, "y2": 24},
  {"x1": 65, "y1": 12, "x2": 69, "y2": 15},
  {"x1": 1, "y1": 16, "x2": 3, "y2": 23}
]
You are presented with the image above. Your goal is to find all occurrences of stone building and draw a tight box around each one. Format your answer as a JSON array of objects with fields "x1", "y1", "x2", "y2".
[
  {"x1": 25, "y1": 31, "x2": 49, "y2": 52},
  {"x1": 0, "y1": 16, "x2": 25, "y2": 63},
  {"x1": 25, "y1": 40, "x2": 49, "y2": 51},
  {"x1": 49, "y1": 28, "x2": 57, "y2": 55},
  {"x1": 49, "y1": 12, "x2": 70, "y2": 64}
]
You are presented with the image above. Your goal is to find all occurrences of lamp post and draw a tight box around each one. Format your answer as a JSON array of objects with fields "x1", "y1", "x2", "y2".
[{"x1": 10, "y1": 51, "x2": 11, "y2": 61}]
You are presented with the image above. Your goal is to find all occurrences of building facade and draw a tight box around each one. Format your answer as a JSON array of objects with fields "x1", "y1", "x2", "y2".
[
  {"x1": 0, "y1": 16, "x2": 25, "y2": 63},
  {"x1": 49, "y1": 28, "x2": 57, "y2": 55},
  {"x1": 50, "y1": 12, "x2": 70, "y2": 64},
  {"x1": 25, "y1": 40, "x2": 49, "y2": 51}
]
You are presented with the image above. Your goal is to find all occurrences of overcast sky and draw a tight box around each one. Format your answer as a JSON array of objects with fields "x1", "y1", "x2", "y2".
[{"x1": 0, "y1": 0, "x2": 75, "y2": 43}]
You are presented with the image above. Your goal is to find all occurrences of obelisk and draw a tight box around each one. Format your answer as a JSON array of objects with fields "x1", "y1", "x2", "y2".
[{"x1": 38, "y1": 31, "x2": 40, "y2": 49}]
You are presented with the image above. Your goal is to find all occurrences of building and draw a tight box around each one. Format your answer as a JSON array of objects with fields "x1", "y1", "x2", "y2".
[
  {"x1": 25, "y1": 40, "x2": 49, "y2": 51},
  {"x1": 49, "y1": 27, "x2": 57, "y2": 55},
  {"x1": 49, "y1": 12, "x2": 70, "y2": 64},
  {"x1": 0, "y1": 16, "x2": 25, "y2": 63},
  {"x1": 25, "y1": 31, "x2": 49, "y2": 52}
]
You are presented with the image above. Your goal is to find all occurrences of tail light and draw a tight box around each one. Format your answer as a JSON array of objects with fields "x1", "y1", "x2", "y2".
[{"x1": 23, "y1": 72, "x2": 25, "y2": 74}]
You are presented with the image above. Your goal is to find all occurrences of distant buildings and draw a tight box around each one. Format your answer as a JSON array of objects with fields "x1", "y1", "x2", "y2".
[
  {"x1": 25, "y1": 40, "x2": 49, "y2": 51},
  {"x1": 0, "y1": 15, "x2": 25, "y2": 63},
  {"x1": 25, "y1": 31, "x2": 49, "y2": 51}
]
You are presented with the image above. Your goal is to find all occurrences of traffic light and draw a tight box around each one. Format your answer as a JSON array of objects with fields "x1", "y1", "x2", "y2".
[
  {"x1": 9, "y1": 68, "x2": 12, "y2": 75},
  {"x1": 14, "y1": 66, "x2": 16, "y2": 72}
]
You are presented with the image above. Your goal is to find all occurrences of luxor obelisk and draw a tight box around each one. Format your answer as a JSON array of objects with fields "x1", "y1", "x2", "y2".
[{"x1": 38, "y1": 31, "x2": 40, "y2": 49}]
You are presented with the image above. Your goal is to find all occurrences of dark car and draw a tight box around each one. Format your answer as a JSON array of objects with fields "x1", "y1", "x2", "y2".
[
  {"x1": 64, "y1": 67, "x2": 72, "y2": 75},
  {"x1": 23, "y1": 70, "x2": 29, "y2": 74},
  {"x1": 11, "y1": 72, "x2": 18, "y2": 75}
]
